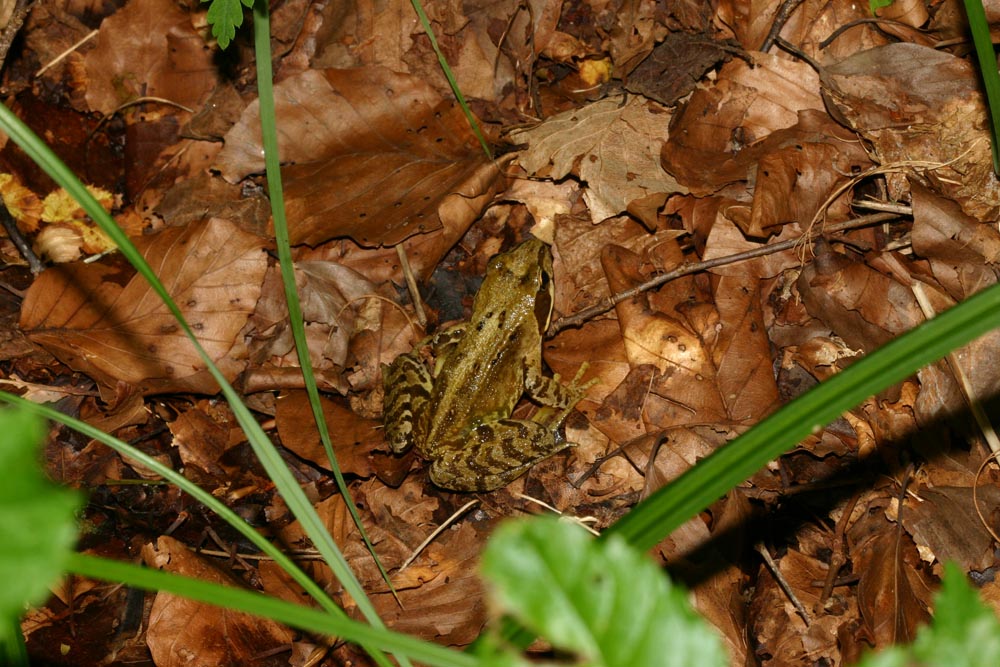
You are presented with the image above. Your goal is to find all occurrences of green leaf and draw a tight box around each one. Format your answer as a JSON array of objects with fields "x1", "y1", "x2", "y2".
[
  {"x1": 203, "y1": 0, "x2": 252, "y2": 49},
  {"x1": 0, "y1": 406, "x2": 81, "y2": 659},
  {"x1": 855, "y1": 562, "x2": 1000, "y2": 667},
  {"x1": 869, "y1": 0, "x2": 893, "y2": 12},
  {"x1": 480, "y1": 517, "x2": 727, "y2": 667}
]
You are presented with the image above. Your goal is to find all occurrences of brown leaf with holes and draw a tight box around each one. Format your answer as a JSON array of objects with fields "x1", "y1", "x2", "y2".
[
  {"x1": 214, "y1": 67, "x2": 500, "y2": 247},
  {"x1": 602, "y1": 242, "x2": 727, "y2": 426},
  {"x1": 20, "y1": 218, "x2": 266, "y2": 398}
]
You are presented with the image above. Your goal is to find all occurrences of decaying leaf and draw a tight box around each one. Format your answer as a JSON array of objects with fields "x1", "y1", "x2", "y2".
[
  {"x1": 511, "y1": 95, "x2": 687, "y2": 222},
  {"x1": 82, "y1": 0, "x2": 219, "y2": 115},
  {"x1": 215, "y1": 67, "x2": 500, "y2": 247},
  {"x1": 143, "y1": 536, "x2": 295, "y2": 667},
  {"x1": 20, "y1": 218, "x2": 266, "y2": 398}
]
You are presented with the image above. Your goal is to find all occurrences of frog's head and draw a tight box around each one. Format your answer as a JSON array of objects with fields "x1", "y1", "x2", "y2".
[{"x1": 477, "y1": 238, "x2": 555, "y2": 333}]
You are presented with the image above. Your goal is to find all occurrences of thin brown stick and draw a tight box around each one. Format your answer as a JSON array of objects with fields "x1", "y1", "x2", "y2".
[
  {"x1": 759, "y1": 0, "x2": 806, "y2": 53},
  {"x1": 818, "y1": 491, "x2": 861, "y2": 607},
  {"x1": 0, "y1": 0, "x2": 32, "y2": 70},
  {"x1": 548, "y1": 212, "x2": 899, "y2": 335},
  {"x1": 757, "y1": 542, "x2": 812, "y2": 624}
]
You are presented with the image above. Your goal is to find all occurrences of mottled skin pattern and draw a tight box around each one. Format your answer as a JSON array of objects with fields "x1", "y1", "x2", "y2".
[{"x1": 381, "y1": 239, "x2": 594, "y2": 491}]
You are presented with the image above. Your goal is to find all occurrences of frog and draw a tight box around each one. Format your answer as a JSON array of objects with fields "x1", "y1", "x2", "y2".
[{"x1": 381, "y1": 238, "x2": 595, "y2": 492}]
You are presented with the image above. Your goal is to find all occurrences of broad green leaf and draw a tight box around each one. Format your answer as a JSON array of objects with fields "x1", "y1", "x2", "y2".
[
  {"x1": 480, "y1": 517, "x2": 727, "y2": 667},
  {"x1": 0, "y1": 407, "x2": 81, "y2": 660},
  {"x1": 855, "y1": 562, "x2": 1000, "y2": 667}
]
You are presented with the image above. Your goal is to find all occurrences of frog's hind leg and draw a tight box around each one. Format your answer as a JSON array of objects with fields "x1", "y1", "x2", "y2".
[
  {"x1": 428, "y1": 420, "x2": 569, "y2": 492},
  {"x1": 382, "y1": 353, "x2": 433, "y2": 454}
]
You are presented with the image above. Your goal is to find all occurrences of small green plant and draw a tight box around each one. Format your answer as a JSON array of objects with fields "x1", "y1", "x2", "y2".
[{"x1": 0, "y1": 407, "x2": 80, "y2": 665}]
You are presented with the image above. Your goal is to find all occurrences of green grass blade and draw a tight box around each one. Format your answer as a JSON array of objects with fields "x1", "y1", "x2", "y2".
[
  {"x1": 606, "y1": 280, "x2": 1000, "y2": 550},
  {"x1": 66, "y1": 553, "x2": 476, "y2": 667},
  {"x1": 0, "y1": 392, "x2": 345, "y2": 618},
  {"x1": 251, "y1": 0, "x2": 397, "y2": 602},
  {"x1": 409, "y1": 0, "x2": 493, "y2": 160},
  {"x1": 963, "y1": 0, "x2": 1000, "y2": 175}
]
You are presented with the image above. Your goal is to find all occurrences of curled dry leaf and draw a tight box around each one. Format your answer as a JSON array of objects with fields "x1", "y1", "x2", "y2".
[
  {"x1": 821, "y1": 43, "x2": 1000, "y2": 220},
  {"x1": 215, "y1": 67, "x2": 500, "y2": 247},
  {"x1": 20, "y1": 218, "x2": 266, "y2": 398},
  {"x1": 661, "y1": 51, "x2": 824, "y2": 197}
]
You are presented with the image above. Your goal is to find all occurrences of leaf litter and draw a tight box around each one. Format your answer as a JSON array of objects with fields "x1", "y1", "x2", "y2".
[{"x1": 4, "y1": 0, "x2": 1000, "y2": 664}]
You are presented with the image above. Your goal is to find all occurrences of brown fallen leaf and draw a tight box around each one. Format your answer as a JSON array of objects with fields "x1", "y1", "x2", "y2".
[
  {"x1": 625, "y1": 32, "x2": 744, "y2": 106},
  {"x1": 81, "y1": 0, "x2": 219, "y2": 115},
  {"x1": 601, "y1": 242, "x2": 727, "y2": 426},
  {"x1": 511, "y1": 95, "x2": 687, "y2": 223},
  {"x1": 849, "y1": 497, "x2": 933, "y2": 648},
  {"x1": 143, "y1": 536, "x2": 294, "y2": 667},
  {"x1": 214, "y1": 67, "x2": 501, "y2": 247},
  {"x1": 20, "y1": 217, "x2": 267, "y2": 399},
  {"x1": 274, "y1": 390, "x2": 380, "y2": 477},
  {"x1": 910, "y1": 181, "x2": 1000, "y2": 302},
  {"x1": 821, "y1": 42, "x2": 1000, "y2": 220}
]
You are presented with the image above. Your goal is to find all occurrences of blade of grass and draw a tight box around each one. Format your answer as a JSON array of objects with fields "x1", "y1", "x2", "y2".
[
  {"x1": 963, "y1": 0, "x2": 1000, "y2": 176},
  {"x1": 0, "y1": 392, "x2": 343, "y2": 618},
  {"x1": 409, "y1": 0, "x2": 492, "y2": 160},
  {"x1": 252, "y1": 0, "x2": 397, "y2": 601},
  {"x1": 0, "y1": 99, "x2": 396, "y2": 664},
  {"x1": 606, "y1": 279, "x2": 1000, "y2": 550},
  {"x1": 67, "y1": 553, "x2": 476, "y2": 667}
]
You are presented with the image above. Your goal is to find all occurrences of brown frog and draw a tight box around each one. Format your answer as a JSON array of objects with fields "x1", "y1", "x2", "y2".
[{"x1": 381, "y1": 239, "x2": 593, "y2": 491}]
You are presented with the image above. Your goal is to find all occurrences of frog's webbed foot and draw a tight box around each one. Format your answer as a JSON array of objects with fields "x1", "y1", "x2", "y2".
[
  {"x1": 428, "y1": 420, "x2": 571, "y2": 492},
  {"x1": 527, "y1": 363, "x2": 597, "y2": 429}
]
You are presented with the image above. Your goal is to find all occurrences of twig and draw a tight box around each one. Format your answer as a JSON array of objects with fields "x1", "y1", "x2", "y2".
[
  {"x1": 0, "y1": 0, "x2": 32, "y2": 71},
  {"x1": 757, "y1": 542, "x2": 812, "y2": 624},
  {"x1": 36, "y1": 28, "x2": 98, "y2": 77},
  {"x1": 819, "y1": 18, "x2": 929, "y2": 50},
  {"x1": 395, "y1": 244, "x2": 428, "y2": 328},
  {"x1": 759, "y1": 0, "x2": 806, "y2": 53},
  {"x1": 0, "y1": 198, "x2": 44, "y2": 275},
  {"x1": 549, "y1": 212, "x2": 898, "y2": 335},
  {"x1": 397, "y1": 499, "x2": 478, "y2": 573},
  {"x1": 818, "y1": 491, "x2": 861, "y2": 607}
]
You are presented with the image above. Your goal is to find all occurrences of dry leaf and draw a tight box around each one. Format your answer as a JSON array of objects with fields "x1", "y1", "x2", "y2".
[
  {"x1": 83, "y1": 0, "x2": 219, "y2": 115},
  {"x1": 215, "y1": 67, "x2": 499, "y2": 247},
  {"x1": 143, "y1": 536, "x2": 294, "y2": 667},
  {"x1": 511, "y1": 95, "x2": 687, "y2": 222},
  {"x1": 20, "y1": 218, "x2": 266, "y2": 398}
]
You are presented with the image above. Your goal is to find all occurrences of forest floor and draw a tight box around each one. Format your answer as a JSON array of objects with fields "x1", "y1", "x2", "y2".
[{"x1": 4, "y1": 0, "x2": 1000, "y2": 664}]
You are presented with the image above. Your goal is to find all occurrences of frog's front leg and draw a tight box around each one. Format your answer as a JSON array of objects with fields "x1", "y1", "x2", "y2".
[{"x1": 428, "y1": 419, "x2": 570, "y2": 492}]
